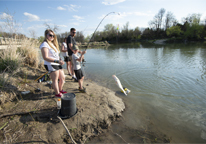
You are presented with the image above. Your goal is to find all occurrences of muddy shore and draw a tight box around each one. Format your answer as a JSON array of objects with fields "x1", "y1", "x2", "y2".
[{"x1": 0, "y1": 66, "x2": 125, "y2": 143}]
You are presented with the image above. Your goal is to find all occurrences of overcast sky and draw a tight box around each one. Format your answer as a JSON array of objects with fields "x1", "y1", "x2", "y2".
[{"x1": 0, "y1": 0, "x2": 206, "y2": 38}]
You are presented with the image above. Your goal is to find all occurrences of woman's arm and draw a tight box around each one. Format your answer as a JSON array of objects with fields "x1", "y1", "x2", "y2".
[
  {"x1": 41, "y1": 47, "x2": 64, "y2": 65},
  {"x1": 61, "y1": 44, "x2": 67, "y2": 52}
]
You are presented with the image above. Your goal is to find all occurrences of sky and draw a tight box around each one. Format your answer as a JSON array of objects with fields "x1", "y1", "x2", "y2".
[{"x1": 0, "y1": 0, "x2": 206, "y2": 38}]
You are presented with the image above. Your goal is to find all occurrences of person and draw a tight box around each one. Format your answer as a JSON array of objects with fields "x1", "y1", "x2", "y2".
[
  {"x1": 40, "y1": 29, "x2": 67, "y2": 98},
  {"x1": 67, "y1": 28, "x2": 79, "y2": 81},
  {"x1": 72, "y1": 45, "x2": 86, "y2": 93},
  {"x1": 61, "y1": 37, "x2": 71, "y2": 76}
]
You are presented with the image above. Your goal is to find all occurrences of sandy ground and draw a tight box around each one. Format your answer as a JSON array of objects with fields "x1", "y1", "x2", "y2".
[{"x1": 0, "y1": 66, "x2": 125, "y2": 143}]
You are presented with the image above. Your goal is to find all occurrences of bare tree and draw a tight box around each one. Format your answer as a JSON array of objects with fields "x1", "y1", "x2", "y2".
[
  {"x1": 165, "y1": 12, "x2": 176, "y2": 30},
  {"x1": 29, "y1": 29, "x2": 37, "y2": 39},
  {"x1": 44, "y1": 22, "x2": 59, "y2": 33},
  {"x1": 0, "y1": 9, "x2": 22, "y2": 38},
  {"x1": 149, "y1": 8, "x2": 166, "y2": 31}
]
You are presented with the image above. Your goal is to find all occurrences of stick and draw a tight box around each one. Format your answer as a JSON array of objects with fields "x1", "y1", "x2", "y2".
[
  {"x1": 0, "y1": 108, "x2": 53, "y2": 118},
  {"x1": 0, "y1": 122, "x2": 8, "y2": 130},
  {"x1": 57, "y1": 116, "x2": 77, "y2": 144},
  {"x1": 34, "y1": 71, "x2": 48, "y2": 81}
]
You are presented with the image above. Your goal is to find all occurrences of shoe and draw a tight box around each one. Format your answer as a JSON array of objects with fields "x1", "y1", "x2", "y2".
[
  {"x1": 68, "y1": 73, "x2": 72, "y2": 76},
  {"x1": 79, "y1": 87, "x2": 86, "y2": 90},
  {"x1": 79, "y1": 88, "x2": 86, "y2": 93},
  {"x1": 60, "y1": 89, "x2": 67, "y2": 94},
  {"x1": 55, "y1": 93, "x2": 62, "y2": 98},
  {"x1": 74, "y1": 79, "x2": 78, "y2": 82}
]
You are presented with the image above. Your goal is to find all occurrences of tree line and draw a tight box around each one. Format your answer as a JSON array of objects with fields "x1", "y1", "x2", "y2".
[
  {"x1": 56, "y1": 8, "x2": 206, "y2": 43},
  {"x1": 1, "y1": 8, "x2": 206, "y2": 43}
]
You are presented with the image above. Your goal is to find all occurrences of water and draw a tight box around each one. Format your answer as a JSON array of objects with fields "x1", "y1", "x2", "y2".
[{"x1": 65, "y1": 42, "x2": 206, "y2": 142}]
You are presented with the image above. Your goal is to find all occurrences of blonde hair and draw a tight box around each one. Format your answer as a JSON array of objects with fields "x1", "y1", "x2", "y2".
[{"x1": 44, "y1": 29, "x2": 60, "y2": 53}]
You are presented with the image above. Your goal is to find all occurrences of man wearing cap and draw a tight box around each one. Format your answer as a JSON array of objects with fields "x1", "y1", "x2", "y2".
[{"x1": 72, "y1": 45, "x2": 87, "y2": 93}]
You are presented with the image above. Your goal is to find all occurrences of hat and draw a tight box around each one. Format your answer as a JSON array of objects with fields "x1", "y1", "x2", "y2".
[{"x1": 73, "y1": 45, "x2": 79, "y2": 50}]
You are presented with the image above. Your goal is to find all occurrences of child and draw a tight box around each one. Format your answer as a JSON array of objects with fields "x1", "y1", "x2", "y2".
[{"x1": 72, "y1": 45, "x2": 87, "y2": 93}]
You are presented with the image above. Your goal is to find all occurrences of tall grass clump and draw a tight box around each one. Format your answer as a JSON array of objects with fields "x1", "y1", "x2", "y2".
[
  {"x1": 0, "y1": 46, "x2": 23, "y2": 73},
  {"x1": 0, "y1": 46, "x2": 24, "y2": 89},
  {"x1": 17, "y1": 38, "x2": 41, "y2": 68}
]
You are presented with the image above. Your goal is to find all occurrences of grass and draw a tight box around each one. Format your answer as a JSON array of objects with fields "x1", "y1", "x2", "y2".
[{"x1": 0, "y1": 37, "x2": 43, "y2": 91}]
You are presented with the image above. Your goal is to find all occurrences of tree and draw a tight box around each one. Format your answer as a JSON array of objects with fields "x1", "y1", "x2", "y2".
[
  {"x1": 166, "y1": 25, "x2": 183, "y2": 37},
  {"x1": 44, "y1": 22, "x2": 59, "y2": 33},
  {"x1": 149, "y1": 8, "x2": 166, "y2": 31},
  {"x1": 165, "y1": 12, "x2": 176, "y2": 30},
  {"x1": 38, "y1": 36, "x2": 44, "y2": 43}
]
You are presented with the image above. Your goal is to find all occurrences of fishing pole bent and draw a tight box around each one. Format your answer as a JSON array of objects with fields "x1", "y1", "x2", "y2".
[{"x1": 85, "y1": 12, "x2": 120, "y2": 51}]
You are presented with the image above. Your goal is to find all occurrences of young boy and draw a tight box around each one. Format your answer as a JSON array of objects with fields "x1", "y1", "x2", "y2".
[{"x1": 72, "y1": 45, "x2": 87, "y2": 93}]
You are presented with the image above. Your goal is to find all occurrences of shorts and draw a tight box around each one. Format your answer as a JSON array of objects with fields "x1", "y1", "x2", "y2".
[
  {"x1": 69, "y1": 56, "x2": 72, "y2": 62},
  {"x1": 44, "y1": 65, "x2": 62, "y2": 73},
  {"x1": 74, "y1": 69, "x2": 84, "y2": 80},
  {"x1": 64, "y1": 56, "x2": 69, "y2": 62}
]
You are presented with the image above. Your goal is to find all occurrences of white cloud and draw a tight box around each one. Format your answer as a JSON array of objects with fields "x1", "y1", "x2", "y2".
[
  {"x1": 57, "y1": 6, "x2": 66, "y2": 10},
  {"x1": 57, "y1": 25, "x2": 67, "y2": 28},
  {"x1": 27, "y1": 24, "x2": 44, "y2": 30},
  {"x1": 64, "y1": 4, "x2": 80, "y2": 12},
  {"x1": 0, "y1": 13, "x2": 13, "y2": 20},
  {"x1": 102, "y1": 0, "x2": 125, "y2": 5},
  {"x1": 24, "y1": 12, "x2": 40, "y2": 22},
  {"x1": 73, "y1": 15, "x2": 85, "y2": 22}
]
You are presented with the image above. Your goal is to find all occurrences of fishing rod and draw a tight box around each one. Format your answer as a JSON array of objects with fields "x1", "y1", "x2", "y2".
[{"x1": 85, "y1": 12, "x2": 120, "y2": 51}]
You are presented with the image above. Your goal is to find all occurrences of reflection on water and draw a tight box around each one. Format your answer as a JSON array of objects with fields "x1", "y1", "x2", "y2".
[{"x1": 65, "y1": 42, "x2": 206, "y2": 142}]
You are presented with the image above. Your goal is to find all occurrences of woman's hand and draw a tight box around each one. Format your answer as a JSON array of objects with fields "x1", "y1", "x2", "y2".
[{"x1": 59, "y1": 60, "x2": 64, "y2": 65}]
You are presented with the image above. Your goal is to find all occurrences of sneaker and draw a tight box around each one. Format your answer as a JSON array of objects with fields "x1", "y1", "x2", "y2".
[
  {"x1": 79, "y1": 88, "x2": 86, "y2": 93},
  {"x1": 74, "y1": 79, "x2": 78, "y2": 82},
  {"x1": 55, "y1": 93, "x2": 62, "y2": 98},
  {"x1": 68, "y1": 73, "x2": 72, "y2": 76},
  {"x1": 60, "y1": 89, "x2": 67, "y2": 94}
]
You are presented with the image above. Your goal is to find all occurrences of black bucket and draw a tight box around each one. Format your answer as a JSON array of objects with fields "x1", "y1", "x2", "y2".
[{"x1": 60, "y1": 93, "x2": 77, "y2": 118}]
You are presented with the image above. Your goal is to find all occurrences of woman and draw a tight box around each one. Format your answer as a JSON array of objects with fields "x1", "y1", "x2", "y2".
[
  {"x1": 61, "y1": 37, "x2": 71, "y2": 76},
  {"x1": 40, "y1": 29, "x2": 67, "y2": 98}
]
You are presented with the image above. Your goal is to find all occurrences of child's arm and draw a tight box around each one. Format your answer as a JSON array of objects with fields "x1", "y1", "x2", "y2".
[{"x1": 76, "y1": 51, "x2": 86, "y2": 62}]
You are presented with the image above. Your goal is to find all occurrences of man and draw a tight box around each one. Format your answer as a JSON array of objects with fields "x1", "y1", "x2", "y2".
[{"x1": 67, "y1": 28, "x2": 78, "y2": 81}]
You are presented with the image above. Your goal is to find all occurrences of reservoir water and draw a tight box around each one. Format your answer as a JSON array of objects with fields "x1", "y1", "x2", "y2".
[{"x1": 65, "y1": 42, "x2": 206, "y2": 142}]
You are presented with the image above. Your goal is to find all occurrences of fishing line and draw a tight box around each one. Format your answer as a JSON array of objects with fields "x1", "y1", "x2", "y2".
[{"x1": 81, "y1": 12, "x2": 120, "y2": 89}]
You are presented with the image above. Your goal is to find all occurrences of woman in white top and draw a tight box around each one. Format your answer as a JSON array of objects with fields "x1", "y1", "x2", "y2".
[
  {"x1": 39, "y1": 29, "x2": 67, "y2": 98},
  {"x1": 61, "y1": 37, "x2": 71, "y2": 76}
]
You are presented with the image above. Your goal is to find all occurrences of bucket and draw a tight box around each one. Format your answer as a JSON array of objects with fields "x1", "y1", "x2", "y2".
[{"x1": 60, "y1": 93, "x2": 77, "y2": 117}]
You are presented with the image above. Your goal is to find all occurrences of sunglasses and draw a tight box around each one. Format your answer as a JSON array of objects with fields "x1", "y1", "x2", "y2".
[
  {"x1": 48, "y1": 34, "x2": 54, "y2": 38},
  {"x1": 73, "y1": 32, "x2": 76, "y2": 34}
]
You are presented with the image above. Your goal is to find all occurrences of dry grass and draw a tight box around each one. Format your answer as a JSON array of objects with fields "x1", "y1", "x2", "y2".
[
  {"x1": 17, "y1": 38, "x2": 41, "y2": 68},
  {"x1": 0, "y1": 37, "x2": 43, "y2": 90}
]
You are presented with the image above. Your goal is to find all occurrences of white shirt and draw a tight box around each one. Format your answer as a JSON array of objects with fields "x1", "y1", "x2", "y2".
[
  {"x1": 72, "y1": 53, "x2": 81, "y2": 70},
  {"x1": 61, "y1": 42, "x2": 68, "y2": 57},
  {"x1": 40, "y1": 41, "x2": 60, "y2": 65}
]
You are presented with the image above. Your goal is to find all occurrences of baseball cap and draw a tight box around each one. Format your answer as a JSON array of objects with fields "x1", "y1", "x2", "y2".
[{"x1": 73, "y1": 45, "x2": 79, "y2": 50}]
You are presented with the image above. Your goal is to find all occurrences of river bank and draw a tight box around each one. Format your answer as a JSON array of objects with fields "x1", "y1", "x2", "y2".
[
  {"x1": 0, "y1": 65, "x2": 125, "y2": 143},
  {"x1": 0, "y1": 65, "x2": 172, "y2": 143}
]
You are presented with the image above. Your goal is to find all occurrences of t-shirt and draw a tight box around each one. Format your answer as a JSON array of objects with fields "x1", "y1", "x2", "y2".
[
  {"x1": 67, "y1": 35, "x2": 77, "y2": 56},
  {"x1": 39, "y1": 41, "x2": 60, "y2": 65},
  {"x1": 61, "y1": 42, "x2": 68, "y2": 57},
  {"x1": 72, "y1": 53, "x2": 81, "y2": 70}
]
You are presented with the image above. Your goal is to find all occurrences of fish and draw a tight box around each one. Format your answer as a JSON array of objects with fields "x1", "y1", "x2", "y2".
[{"x1": 112, "y1": 75, "x2": 127, "y2": 96}]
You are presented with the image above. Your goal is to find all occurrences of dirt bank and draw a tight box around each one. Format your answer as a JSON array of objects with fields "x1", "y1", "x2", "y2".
[{"x1": 0, "y1": 66, "x2": 125, "y2": 143}]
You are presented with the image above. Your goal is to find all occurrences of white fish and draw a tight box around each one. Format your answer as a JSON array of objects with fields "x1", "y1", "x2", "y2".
[{"x1": 112, "y1": 75, "x2": 127, "y2": 96}]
